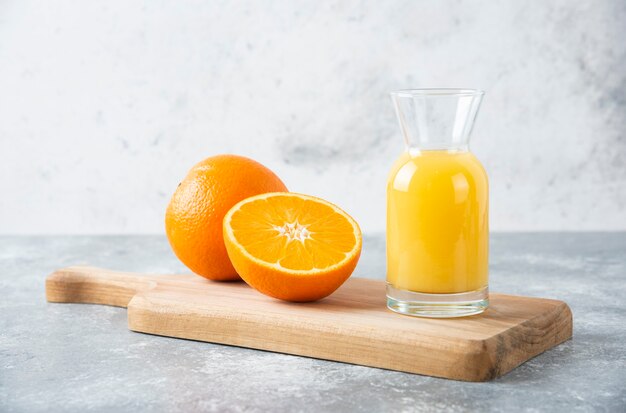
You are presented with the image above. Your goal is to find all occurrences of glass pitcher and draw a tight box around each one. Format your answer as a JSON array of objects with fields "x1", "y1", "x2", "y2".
[{"x1": 386, "y1": 89, "x2": 488, "y2": 317}]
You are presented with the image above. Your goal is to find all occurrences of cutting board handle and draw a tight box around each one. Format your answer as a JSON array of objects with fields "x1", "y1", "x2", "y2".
[{"x1": 46, "y1": 266, "x2": 157, "y2": 308}]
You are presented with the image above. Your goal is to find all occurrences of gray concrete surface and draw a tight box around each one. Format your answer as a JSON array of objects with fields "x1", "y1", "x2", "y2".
[{"x1": 1, "y1": 234, "x2": 625, "y2": 412}]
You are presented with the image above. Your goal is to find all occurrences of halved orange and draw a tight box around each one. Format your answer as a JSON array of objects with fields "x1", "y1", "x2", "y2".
[{"x1": 223, "y1": 192, "x2": 362, "y2": 302}]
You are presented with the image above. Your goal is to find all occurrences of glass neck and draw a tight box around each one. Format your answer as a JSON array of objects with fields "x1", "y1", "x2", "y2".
[
  {"x1": 391, "y1": 88, "x2": 483, "y2": 153},
  {"x1": 407, "y1": 143, "x2": 469, "y2": 153}
]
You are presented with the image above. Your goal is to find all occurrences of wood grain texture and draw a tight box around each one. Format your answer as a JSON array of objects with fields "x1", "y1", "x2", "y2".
[{"x1": 45, "y1": 266, "x2": 573, "y2": 381}]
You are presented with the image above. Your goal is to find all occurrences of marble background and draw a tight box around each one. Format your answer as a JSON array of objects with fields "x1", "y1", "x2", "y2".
[{"x1": 0, "y1": 0, "x2": 624, "y2": 234}]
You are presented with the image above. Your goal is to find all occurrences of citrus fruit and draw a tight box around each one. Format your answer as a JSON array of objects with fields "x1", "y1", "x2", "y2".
[
  {"x1": 166, "y1": 155, "x2": 288, "y2": 281},
  {"x1": 223, "y1": 192, "x2": 362, "y2": 301}
]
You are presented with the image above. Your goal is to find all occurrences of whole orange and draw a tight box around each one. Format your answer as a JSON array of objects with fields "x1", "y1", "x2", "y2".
[{"x1": 165, "y1": 155, "x2": 288, "y2": 281}]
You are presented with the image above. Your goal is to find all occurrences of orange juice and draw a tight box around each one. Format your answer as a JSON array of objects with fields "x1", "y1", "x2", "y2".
[{"x1": 386, "y1": 149, "x2": 488, "y2": 294}]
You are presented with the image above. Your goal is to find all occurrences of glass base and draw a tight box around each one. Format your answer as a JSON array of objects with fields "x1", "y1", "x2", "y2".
[{"x1": 386, "y1": 284, "x2": 489, "y2": 318}]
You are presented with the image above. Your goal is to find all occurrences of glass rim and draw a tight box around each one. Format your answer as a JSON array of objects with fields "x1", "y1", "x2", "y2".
[{"x1": 390, "y1": 88, "x2": 485, "y2": 98}]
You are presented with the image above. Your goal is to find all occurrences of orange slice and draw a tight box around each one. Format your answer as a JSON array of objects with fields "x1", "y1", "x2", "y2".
[{"x1": 223, "y1": 192, "x2": 362, "y2": 302}]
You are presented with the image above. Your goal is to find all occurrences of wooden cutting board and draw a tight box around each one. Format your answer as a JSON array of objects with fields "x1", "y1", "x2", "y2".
[{"x1": 45, "y1": 266, "x2": 572, "y2": 382}]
